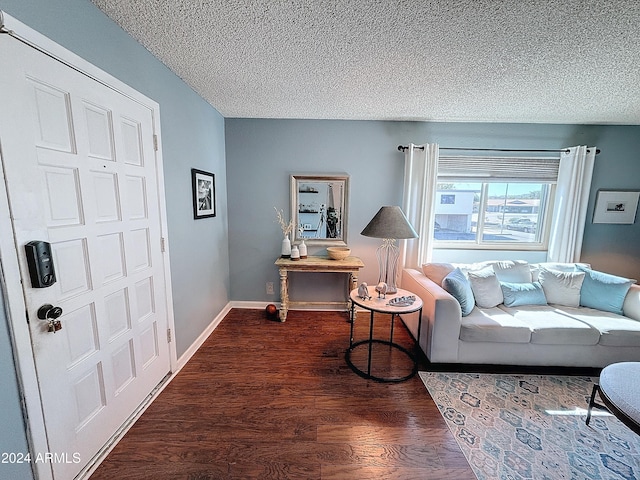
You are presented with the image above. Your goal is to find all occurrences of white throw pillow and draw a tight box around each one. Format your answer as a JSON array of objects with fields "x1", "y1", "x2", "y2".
[
  {"x1": 468, "y1": 267, "x2": 504, "y2": 308},
  {"x1": 492, "y1": 260, "x2": 532, "y2": 283},
  {"x1": 538, "y1": 267, "x2": 585, "y2": 307},
  {"x1": 530, "y1": 262, "x2": 591, "y2": 281}
]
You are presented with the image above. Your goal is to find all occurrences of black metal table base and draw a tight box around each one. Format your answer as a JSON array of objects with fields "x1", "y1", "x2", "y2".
[
  {"x1": 346, "y1": 300, "x2": 421, "y2": 383},
  {"x1": 345, "y1": 339, "x2": 418, "y2": 383},
  {"x1": 586, "y1": 383, "x2": 640, "y2": 435}
]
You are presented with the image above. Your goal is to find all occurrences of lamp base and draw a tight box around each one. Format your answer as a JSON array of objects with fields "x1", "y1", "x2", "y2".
[{"x1": 376, "y1": 238, "x2": 400, "y2": 294}]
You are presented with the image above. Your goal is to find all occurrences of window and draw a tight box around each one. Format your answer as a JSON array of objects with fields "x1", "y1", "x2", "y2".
[{"x1": 434, "y1": 156, "x2": 559, "y2": 249}]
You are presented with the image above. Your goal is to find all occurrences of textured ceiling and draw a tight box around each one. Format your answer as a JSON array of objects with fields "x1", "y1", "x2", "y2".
[{"x1": 91, "y1": 0, "x2": 640, "y2": 124}]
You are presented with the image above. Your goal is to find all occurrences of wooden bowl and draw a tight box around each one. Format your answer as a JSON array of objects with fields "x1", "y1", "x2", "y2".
[{"x1": 327, "y1": 247, "x2": 351, "y2": 260}]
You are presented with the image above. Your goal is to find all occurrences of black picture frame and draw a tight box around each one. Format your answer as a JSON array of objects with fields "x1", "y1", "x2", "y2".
[{"x1": 191, "y1": 168, "x2": 216, "y2": 219}]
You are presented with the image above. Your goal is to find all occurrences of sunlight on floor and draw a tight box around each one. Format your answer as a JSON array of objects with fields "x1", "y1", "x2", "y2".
[{"x1": 545, "y1": 407, "x2": 612, "y2": 417}]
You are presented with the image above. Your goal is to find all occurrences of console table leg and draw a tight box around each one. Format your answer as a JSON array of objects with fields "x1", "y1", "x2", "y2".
[
  {"x1": 350, "y1": 272, "x2": 358, "y2": 321},
  {"x1": 278, "y1": 268, "x2": 288, "y2": 322}
]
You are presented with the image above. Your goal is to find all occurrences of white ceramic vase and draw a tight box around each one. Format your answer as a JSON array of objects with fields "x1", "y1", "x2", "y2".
[
  {"x1": 298, "y1": 239, "x2": 307, "y2": 258},
  {"x1": 281, "y1": 235, "x2": 291, "y2": 257}
]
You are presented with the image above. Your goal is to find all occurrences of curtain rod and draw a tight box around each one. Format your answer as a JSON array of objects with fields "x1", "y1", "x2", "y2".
[{"x1": 397, "y1": 145, "x2": 600, "y2": 155}]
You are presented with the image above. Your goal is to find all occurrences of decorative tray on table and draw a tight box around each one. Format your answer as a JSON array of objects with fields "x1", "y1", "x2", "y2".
[{"x1": 387, "y1": 295, "x2": 416, "y2": 307}]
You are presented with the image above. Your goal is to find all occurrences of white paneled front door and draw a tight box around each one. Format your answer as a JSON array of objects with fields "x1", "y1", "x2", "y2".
[{"x1": 0, "y1": 31, "x2": 171, "y2": 479}]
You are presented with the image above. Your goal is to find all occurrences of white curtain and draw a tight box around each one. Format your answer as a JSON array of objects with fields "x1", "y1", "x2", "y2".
[
  {"x1": 401, "y1": 143, "x2": 439, "y2": 268},
  {"x1": 547, "y1": 146, "x2": 596, "y2": 263}
]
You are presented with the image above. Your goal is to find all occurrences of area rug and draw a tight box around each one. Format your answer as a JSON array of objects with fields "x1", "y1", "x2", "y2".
[{"x1": 420, "y1": 371, "x2": 640, "y2": 480}]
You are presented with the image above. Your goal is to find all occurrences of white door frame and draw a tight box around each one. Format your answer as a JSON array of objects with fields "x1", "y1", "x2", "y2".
[{"x1": 0, "y1": 12, "x2": 177, "y2": 479}]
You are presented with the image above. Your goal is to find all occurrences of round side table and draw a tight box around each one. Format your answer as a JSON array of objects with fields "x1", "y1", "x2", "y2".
[{"x1": 346, "y1": 286, "x2": 423, "y2": 383}]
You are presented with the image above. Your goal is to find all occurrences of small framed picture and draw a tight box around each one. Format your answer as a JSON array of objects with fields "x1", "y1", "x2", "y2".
[
  {"x1": 593, "y1": 190, "x2": 639, "y2": 224},
  {"x1": 191, "y1": 168, "x2": 216, "y2": 219}
]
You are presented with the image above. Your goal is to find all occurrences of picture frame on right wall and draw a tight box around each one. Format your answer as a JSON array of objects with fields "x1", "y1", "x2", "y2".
[{"x1": 592, "y1": 190, "x2": 640, "y2": 224}]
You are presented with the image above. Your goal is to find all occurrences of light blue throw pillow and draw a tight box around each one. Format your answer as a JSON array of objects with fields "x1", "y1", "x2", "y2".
[
  {"x1": 576, "y1": 265, "x2": 636, "y2": 315},
  {"x1": 500, "y1": 281, "x2": 547, "y2": 307},
  {"x1": 442, "y1": 268, "x2": 475, "y2": 316}
]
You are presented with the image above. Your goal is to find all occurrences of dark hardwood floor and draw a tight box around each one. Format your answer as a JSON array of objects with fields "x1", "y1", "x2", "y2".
[{"x1": 89, "y1": 308, "x2": 474, "y2": 479}]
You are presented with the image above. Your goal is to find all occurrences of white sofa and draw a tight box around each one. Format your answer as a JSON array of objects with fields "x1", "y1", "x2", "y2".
[{"x1": 400, "y1": 261, "x2": 640, "y2": 367}]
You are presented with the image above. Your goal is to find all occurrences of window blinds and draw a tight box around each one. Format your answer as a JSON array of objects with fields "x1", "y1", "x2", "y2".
[{"x1": 438, "y1": 155, "x2": 560, "y2": 183}]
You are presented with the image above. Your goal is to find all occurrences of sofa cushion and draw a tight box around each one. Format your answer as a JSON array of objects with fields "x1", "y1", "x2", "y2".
[
  {"x1": 460, "y1": 307, "x2": 532, "y2": 343},
  {"x1": 538, "y1": 267, "x2": 585, "y2": 307},
  {"x1": 457, "y1": 260, "x2": 532, "y2": 283},
  {"x1": 556, "y1": 306, "x2": 640, "y2": 347},
  {"x1": 498, "y1": 305, "x2": 600, "y2": 345},
  {"x1": 442, "y1": 268, "x2": 475, "y2": 316},
  {"x1": 492, "y1": 260, "x2": 532, "y2": 283},
  {"x1": 576, "y1": 265, "x2": 636, "y2": 315},
  {"x1": 500, "y1": 281, "x2": 547, "y2": 307},
  {"x1": 530, "y1": 262, "x2": 590, "y2": 281},
  {"x1": 468, "y1": 267, "x2": 503, "y2": 308},
  {"x1": 422, "y1": 262, "x2": 455, "y2": 285}
]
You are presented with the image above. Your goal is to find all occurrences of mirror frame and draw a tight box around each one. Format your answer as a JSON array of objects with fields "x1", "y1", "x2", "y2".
[{"x1": 290, "y1": 174, "x2": 349, "y2": 246}]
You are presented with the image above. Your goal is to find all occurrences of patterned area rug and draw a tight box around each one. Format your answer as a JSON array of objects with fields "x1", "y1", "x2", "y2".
[{"x1": 420, "y1": 371, "x2": 640, "y2": 480}]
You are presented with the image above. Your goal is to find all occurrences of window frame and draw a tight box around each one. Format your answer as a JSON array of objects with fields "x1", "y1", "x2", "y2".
[{"x1": 432, "y1": 157, "x2": 558, "y2": 251}]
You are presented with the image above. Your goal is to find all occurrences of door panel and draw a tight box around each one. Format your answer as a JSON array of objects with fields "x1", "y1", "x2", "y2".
[{"x1": 1, "y1": 35, "x2": 170, "y2": 479}]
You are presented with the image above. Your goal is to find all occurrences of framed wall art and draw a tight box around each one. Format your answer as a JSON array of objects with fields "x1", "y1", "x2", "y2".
[
  {"x1": 191, "y1": 168, "x2": 216, "y2": 219},
  {"x1": 592, "y1": 190, "x2": 639, "y2": 224},
  {"x1": 290, "y1": 174, "x2": 349, "y2": 246}
]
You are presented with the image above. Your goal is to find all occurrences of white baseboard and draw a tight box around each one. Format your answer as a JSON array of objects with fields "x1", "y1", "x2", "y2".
[
  {"x1": 232, "y1": 300, "x2": 355, "y2": 311},
  {"x1": 176, "y1": 301, "x2": 233, "y2": 370},
  {"x1": 230, "y1": 300, "x2": 366, "y2": 314},
  {"x1": 231, "y1": 300, "x2": 281, "y2": 309}
]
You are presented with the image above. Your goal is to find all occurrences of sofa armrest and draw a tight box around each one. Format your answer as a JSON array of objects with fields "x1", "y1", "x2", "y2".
[
  {"x1": 623, "y1": 284, "x2": 640, "y2": 321},
  {"x1": 401, "y1": 268, "x2": 462, "y2": 363}
]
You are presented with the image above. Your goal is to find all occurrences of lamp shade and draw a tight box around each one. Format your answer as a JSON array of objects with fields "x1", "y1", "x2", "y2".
[{"x1": 360, "y1": 206, "x2": 418, "y2": 239}]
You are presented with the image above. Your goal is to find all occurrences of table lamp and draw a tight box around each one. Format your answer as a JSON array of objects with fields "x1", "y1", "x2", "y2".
[{"x1": 361, "y1": 206, "x2": 418, "y2": 294}]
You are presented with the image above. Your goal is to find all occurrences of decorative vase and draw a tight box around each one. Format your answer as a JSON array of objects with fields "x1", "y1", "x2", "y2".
[
  {"x1": 299, "y1": 239, "x2": 307, "y2": 259},
  {"x1": 291, "y1": 245, "x2": 300, "y2": 260},
  {"x1": 281, "y1": 235, "x2": 291, "y2": 258}
]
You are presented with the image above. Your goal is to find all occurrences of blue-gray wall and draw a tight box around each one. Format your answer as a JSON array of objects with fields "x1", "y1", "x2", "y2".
[
  {"x1": 0, "y1": 1, "x2": 229, "y2": 476},
  {"x1": 226, "y1": 119, "x2": 640, "y2": 302}
]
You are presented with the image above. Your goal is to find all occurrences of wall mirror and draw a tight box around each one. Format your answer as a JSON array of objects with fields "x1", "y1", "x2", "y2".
[{"x1": 291, "y1": 174, "x2": 349, "y2": 246}]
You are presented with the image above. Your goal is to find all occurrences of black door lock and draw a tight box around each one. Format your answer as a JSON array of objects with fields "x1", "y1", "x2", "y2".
[
  {"x1": 25, "y1": 241, "x2": 56, "y2": 288},
  {"x1": 37, "y1": 304, "x2": 63, "y2": 320}
]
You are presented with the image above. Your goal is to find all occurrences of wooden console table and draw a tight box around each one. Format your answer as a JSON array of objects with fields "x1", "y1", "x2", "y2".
[{"x1": 275, "y1": 255, "x2": 365, "y2": 321}]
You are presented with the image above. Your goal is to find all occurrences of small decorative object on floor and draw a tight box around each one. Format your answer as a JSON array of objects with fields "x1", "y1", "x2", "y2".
[
  {"x1": 375, "y1": 282, "x2": 388, "y2": 298},
  {"x1": 357, "y1": 282, "x2": 371, "y2": 300},
  {"x1": 290, "y1": 245, "x2": 300, "y2": 260},
  {"x1": 265, "y1": 303, "x2": 278, "y2": 320},
  {"x1": 275, "y1": 207, "x2": 294, "y2": 258},
  {"x1": 387, "y1": 295, "x2": 416, "y2": 307}
]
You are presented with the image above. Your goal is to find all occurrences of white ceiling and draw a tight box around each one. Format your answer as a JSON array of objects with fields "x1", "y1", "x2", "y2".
[{"x1": 91, "y1": 0, "x2": 640, "y2": 124}]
